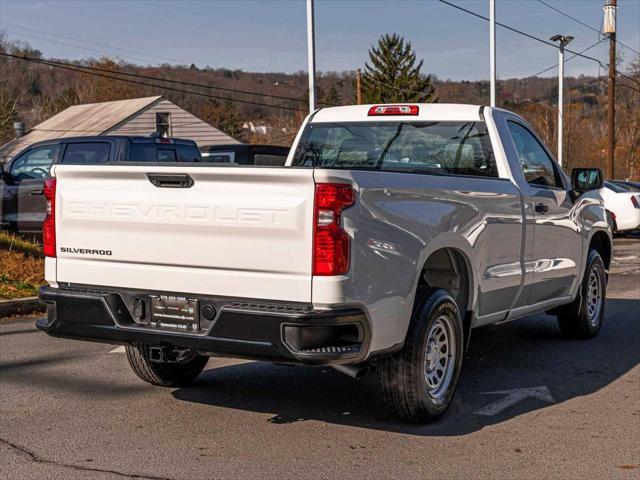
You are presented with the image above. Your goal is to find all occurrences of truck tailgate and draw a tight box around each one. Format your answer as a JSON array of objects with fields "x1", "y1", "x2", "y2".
[{"x1": 52, "y1": 165, "x2": 315, "y2": 302}]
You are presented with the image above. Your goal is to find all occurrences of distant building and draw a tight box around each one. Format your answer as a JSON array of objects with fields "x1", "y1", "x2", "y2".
[{"x1": 0, "y1": 96, "x2": 239, "y2": 162}]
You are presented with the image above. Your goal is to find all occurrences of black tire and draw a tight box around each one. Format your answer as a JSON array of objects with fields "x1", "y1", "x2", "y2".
[
  {"x1": 379, "y1": 288, "x2": 464, "y2": 423},
  {"x1": 125, "y1": 344, "x2": 209, "y2": 387},
  {"x1": 556, "y1": 249, "x2": 606, "y2": 339}
]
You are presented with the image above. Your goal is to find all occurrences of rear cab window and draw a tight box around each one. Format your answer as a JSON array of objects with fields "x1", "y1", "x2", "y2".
[
  {"x1": 203, "y1": 151, "x2": 236, "y2": 163},
  {"x1": 128, "y1": 142, "x2": 202, "y2": 163},
  {"x1": 254, "y1": 153, "x2": 287, "y2": 166},
  {"x1": 61, "y1": 142, "x2": 111, "y2": 164},
  {"x1": 176, "y1": 145, "x2": 201, "y2": 162},
  {"x1": 157, "y1": 148, "x2": 177, "y2": 162},
  {"x1": 292, "y1": 121, "x2": 498, "y2": 178}
]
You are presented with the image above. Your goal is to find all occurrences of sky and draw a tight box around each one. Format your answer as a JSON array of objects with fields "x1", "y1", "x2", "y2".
[{"x1": 0, "y1": 0, "x2": 638, "y2": 81}]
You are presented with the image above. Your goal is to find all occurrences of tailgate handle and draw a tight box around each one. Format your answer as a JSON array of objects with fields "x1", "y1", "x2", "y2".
[{"x1": 147, "y1": 173, "x2": 194, "y2": 188}]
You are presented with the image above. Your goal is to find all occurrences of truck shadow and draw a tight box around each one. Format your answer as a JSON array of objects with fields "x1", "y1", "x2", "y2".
[{"x1": 172, "y1": 298, "x2": 640, "y2": 436}]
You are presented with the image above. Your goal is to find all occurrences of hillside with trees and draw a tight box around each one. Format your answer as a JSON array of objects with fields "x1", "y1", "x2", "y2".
[{"x1": 1, "y1": 32, "x2": 638, "y2": 179}]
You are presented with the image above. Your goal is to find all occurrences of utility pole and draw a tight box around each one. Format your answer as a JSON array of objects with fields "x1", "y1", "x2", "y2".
[
  {"x1": 551, "y1": 35, "x2": 573, "y2": 166},
  {"x1": 355, "y1": 68, "x2": 362, "y2": 105},
  {"x1": 489, "y1": 0, "x2": 496, "y2": 107},
  {"x1": 604, "y1": 0, "x2": 617, "y2": 179},
  {"x1": 306, "y1": 0, "x2": 317, "y2": 113}
]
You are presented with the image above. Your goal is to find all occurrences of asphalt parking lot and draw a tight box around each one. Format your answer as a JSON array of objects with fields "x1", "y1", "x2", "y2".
[{"x1": 1, "y1": 238, "x2": 639, "y2": 480}]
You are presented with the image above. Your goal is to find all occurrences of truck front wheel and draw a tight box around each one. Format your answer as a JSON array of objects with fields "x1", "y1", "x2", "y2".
[
  {"x1": 125, "y1": 344, "x2": 209, "y2": 387},
  {"x1": 556, "y1": 249, "x2": 606, "y2": 339},
  {"x1": 379, "y1": 288, "x2": 464, "y2": 423}
]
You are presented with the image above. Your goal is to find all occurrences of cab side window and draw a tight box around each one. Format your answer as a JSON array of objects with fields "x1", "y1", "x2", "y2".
[
  {"x1": 9, "y1": 145, "x2": 60, "y2": 180},
  {"x1": 507, "y1": 122, "x2": 562, "y2": 188}
]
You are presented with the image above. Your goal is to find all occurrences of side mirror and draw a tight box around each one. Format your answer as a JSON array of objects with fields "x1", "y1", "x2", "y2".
[{"x1": 571, "y1": 168, "x2": 603, "y2": 193}]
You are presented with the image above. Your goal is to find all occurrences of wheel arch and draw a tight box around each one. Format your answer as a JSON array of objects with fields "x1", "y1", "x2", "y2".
[
  {"x1": 416, "y1": 244, "x2": 475, "y2": 349},
  {"x1": 588, "y1": 229, "x2": 612, "y2": 271}
]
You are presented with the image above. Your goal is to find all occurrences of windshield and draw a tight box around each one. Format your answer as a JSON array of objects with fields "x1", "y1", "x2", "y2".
[{"x1": 292, "y1": 121, "x2": 497, "y2": 178}]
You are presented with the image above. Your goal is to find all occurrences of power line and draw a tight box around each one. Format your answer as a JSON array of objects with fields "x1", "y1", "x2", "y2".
[
  {"x1": 4, "y1": 29, "x2": 153, "y2": 65},
  {"x1": 1, "y1": 21, "x2": 186, "y2": 64},
  {"x1": 535, "y1": 0, "x2": 640, "y2": 56},
  {"x1": 527, "y1": 39, "x2": 605, "y2": 78},
  {"x1": 618, "y1": 71, "x2": 640, "y2": 86},
  {"x1": 535, "y1": 0, "x2": 600, "y2": 34},
  {"x1": 618, "y1": 83, "x2": 640, "y2": 95},
  {"x1": 437, "y1": 0, "x2": 608, "y2": 69},
  {"x1": 1, "y1": 31, "x2": 305, "y2": 104},
  {"x1": 614, "y1": 39, "x2": 640, "y2": 56},
  {"x1": 516, "y1": 77, "x2": 605, "y2": 107},
  {"x1": 0, "y1": 52, "x2": 306, "y2": 112},
  {"x1": 3, "y1": 24, "x2": 328, "y2": 107},
  {"x1": 0, "y1": 51, "x2": 305, "y2": 104}
]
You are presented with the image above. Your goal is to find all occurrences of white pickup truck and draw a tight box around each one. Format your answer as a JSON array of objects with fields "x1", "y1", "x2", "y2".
[{"x1": 38, "y1": 104, "x2": 611, "y2": 423}]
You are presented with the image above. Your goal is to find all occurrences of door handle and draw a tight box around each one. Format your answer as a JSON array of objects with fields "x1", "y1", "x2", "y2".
[
  {"x1": 147, "y1": 173, "x2": 194, "y2": 188},
  {"x1": 534, "y1": 203, "x2": 549, "y2": 214},
  {"x1": 28, "y1": 189, "x2": 44, "y2": 195}
]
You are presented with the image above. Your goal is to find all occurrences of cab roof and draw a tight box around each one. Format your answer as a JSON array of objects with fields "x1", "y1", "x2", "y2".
[{"x1": 310, "y1": 104, "x2": 485, "y2": 123}]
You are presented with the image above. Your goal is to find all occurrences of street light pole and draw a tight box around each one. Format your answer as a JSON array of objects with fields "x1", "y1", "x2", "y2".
[
  {"x1": 490, "y1": 0, "x2": 496, "y2": 107},
  {"x1": 558, "y1": 43, "x2": 564, "y2": 166},
  {"x1": 306, "y1": 0, "x2": 317, "y2": 113},
  {"x1": 550, "y1": 35, "x2": 573, "y2": 166}
]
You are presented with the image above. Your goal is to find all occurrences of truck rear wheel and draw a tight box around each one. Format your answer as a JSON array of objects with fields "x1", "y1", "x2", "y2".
[
  {"x1": 379, "y1": 288, "x2": 464, "y2": 423},
  {"x1": 125, "y1": 344, "x2": 208, "y2": 387},
  {"x1": 556, "y1": 249, "x2": 606, "y2": 339}
]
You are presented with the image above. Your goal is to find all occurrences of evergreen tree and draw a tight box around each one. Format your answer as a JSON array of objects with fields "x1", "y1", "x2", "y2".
[
  {"x1": 322, "y1": 85, "x2": 340, "y2": 106},
  {"x1": 361, "y1": 33, "x2": 436, "y2": 104},
  {"x1": 218, "y1": 99, "x2": 243, "y2": 139}
]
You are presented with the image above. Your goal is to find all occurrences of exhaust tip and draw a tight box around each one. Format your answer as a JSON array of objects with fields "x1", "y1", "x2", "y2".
[{"x1": 332, "y1": 364, "x2": 369, "y2": 380}]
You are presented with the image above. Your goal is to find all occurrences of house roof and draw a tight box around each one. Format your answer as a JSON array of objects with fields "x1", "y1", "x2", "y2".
[{"x1": 0, "y1": 96, "x2": 163, "y2": 160}]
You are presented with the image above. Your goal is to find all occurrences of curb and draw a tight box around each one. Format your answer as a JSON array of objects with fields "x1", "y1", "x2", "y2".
[{"x1": 0, "y1": 296, "x2": 46, "y2": 318}]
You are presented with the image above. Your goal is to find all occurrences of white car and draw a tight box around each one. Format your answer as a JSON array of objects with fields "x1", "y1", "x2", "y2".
[{"x1": 601, "y1": 181, "x2": 640, "y2": 233}]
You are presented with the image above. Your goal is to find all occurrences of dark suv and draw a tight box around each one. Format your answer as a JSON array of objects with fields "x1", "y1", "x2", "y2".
[{"x1": 0, "y1": 135, "x2": 202, "y2": 240}]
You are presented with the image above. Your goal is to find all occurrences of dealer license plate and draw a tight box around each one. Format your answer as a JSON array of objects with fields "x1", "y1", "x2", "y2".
[{"x1": 150, "y1": 295, "x2": 199, "y2": 332}]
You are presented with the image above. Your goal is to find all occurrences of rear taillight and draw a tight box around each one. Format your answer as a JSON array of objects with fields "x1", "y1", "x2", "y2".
[
  {"x1": 43, "y1": 178, "x2": 56, "y2": 257},
  {"x1": 313, "y1": 183, "x2": 354, "y2": 276},
  {"x1": 368, "y1": 105, "x2": 419, "y2": 116},
  {"x1": 631, "y1": 195, "x2": 640, "y2": 209}
]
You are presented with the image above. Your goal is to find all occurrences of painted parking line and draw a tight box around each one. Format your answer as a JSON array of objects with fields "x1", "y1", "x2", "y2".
[
  {"x1": 612, "y1": 255, "x2": 638, "y2": 262},
  {"x1": 474, "y1": 386, "x2": 555, "y2": 416},
  {"x1": 109, "y1": 346, "x2": 125, "y2": 354}
]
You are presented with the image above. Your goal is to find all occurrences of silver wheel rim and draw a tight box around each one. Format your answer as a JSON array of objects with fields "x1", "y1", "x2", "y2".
[
  {"x1": 424, "y1": 315, "x2": 456, "y2": 400},
  {"x1": 586, "y1": 270, "x2": 602, "y2": 327}
]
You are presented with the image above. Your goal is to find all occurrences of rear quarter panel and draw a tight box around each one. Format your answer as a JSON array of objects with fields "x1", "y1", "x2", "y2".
[{"x1": 312, "y1": 168, "x2": 524, "y2": 353}]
